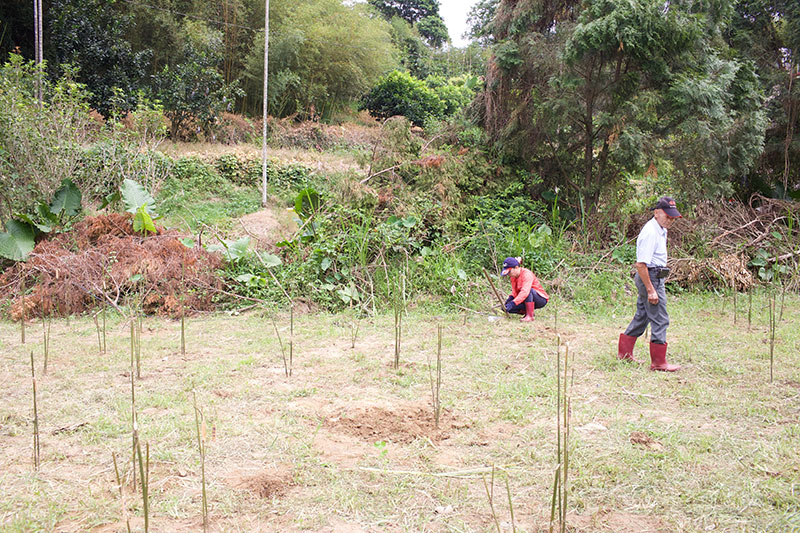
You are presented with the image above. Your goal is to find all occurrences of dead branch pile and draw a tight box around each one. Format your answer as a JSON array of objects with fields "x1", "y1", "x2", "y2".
[
  {"x1": 660, "y1": 195, "x2": 800, "y2": 289},
  {"x1": 0, "y1": 213, "x2": 223, "y2": 319}
]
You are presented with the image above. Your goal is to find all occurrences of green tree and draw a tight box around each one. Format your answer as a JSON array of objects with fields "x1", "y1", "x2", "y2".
[
  {"x1": 241, "y1": 0, "x2": 397, "y2": 120},
  {"x1": 361, "y1": 70, "x2": 446, "y2": 126},
  {"x1": 483, "y1": 0, "x2": 766, "y2": 207},
  {"x1": 368, "y1": 0, "x2": 449, "y2": 47},
  {"x1": 0, "y1": 54, "x2": 92, "y2": 223},
  {"x1": 726, "y1": 0, "x2": 800, "y2": 196},
  {"x1": 50, "y1": 0, "x2": 152, "y2": 115},
  {"x1": 152, "y1": 21, "x2": 242, "y2": 139}
]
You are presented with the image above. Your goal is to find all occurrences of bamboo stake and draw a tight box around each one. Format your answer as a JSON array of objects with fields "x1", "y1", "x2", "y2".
[
  {"x1": 503, "y1": 469, "x2": 516, "y2": 533},
  {"x1": 271, "y1": 316, "x2": 289, "y2": 377},
  {"x1": 769, "y1": 294, "x2": 776, "y2": 383},
  {"x1": 30, "y1": 351, "x2": 40, "y2": 470},
  {"x1": 181, "y1": 251, "x2": 186, "y2": 356},
  {"x1": 193, "y1": 392, "x2": 209, "y2": 532},
  {"x1": 112, "y1": 452, "x2": 132, "y2": 533},
  {"x1": 481, "y1": 466, "x2": 501, "y2": 533},
  {"x1": 482, "y1": 268, "x2": 509, "y2": 318}
]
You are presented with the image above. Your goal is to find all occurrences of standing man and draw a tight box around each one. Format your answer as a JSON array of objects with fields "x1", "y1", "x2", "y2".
[
  {"x1": 618, "y1": 197, "x2": 682, "y2": 371},
  {"x1": 501, "y1": 257, "x2": 549, "y2": 322}
]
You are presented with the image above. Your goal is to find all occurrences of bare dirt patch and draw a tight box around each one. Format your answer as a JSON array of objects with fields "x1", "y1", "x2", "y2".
[
  {"x1": 326, "y1": 403, "x2": 468, "y2": 444},
  {"x1": 226, "y1": 465, "x2": 293, "y2": 499}
]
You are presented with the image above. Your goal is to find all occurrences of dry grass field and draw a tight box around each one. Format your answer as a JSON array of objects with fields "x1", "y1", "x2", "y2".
[{"x1": 1, "y1": 291, "x2": 799, "y2": 532}]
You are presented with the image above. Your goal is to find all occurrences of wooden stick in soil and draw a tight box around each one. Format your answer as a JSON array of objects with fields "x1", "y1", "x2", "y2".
[
  {"x1": 748, "y1": 290, "x2": 752, "y2": 330},
  {"x1": 482, "y1": 268, "x2": 509, "y2": 318},
  {"x1": 112, "y1": 452, "x2": 132, "y2": 533},
  {"x1": 30, "y1": 351, "x2": 40, "y2": 470}
]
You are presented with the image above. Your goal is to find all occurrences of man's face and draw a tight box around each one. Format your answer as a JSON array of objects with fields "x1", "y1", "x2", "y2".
[
  {"x1": 509, "y1": 266, "x2": 522, "y2": 278},
  {"x1": 654, "y1": 209, "x2": 679, "y2": 229}
]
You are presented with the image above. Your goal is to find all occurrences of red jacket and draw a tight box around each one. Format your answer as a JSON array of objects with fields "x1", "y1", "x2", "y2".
[{"x1": 511, "y1": 268, "x2": 549, "y2": 305}]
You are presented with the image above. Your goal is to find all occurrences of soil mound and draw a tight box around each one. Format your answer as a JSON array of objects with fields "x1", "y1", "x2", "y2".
[{"x1": 1, "y1": 213, "x2": 222, "y2": 319}]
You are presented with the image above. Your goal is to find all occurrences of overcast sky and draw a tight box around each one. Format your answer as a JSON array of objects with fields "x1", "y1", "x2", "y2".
[{"x1": 438, "y1": 0, "x2": 480, "y2": 47}]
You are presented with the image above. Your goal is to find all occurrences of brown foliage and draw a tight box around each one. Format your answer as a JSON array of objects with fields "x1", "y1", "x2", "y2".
[{"x1": 1, "y1": 214, "x2": 223, "y2": 319}]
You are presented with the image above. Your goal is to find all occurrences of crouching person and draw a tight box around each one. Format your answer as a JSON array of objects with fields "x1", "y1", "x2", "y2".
[{"x1": 500, "y1": 257, "x2": 549, "y2": 322}]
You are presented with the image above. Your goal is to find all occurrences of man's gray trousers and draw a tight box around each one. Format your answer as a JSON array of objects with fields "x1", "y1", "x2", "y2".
[{"x1": 624, "y1": 271, "x2": 669, "y2": 344}]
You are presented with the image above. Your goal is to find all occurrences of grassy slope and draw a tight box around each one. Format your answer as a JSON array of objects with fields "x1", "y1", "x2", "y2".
[{"x1": 1, "y1": 292, "x2": 798, "y2": 532}]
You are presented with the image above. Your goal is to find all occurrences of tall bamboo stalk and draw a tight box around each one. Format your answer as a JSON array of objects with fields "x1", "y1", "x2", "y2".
[
  {"x1": 181, "y1": 251, "x2": 186, "y2": 356},
  {"x1": 769, "y1": 294, "x2": 776, "y2": 383},
  {"x1": 130, "y1": 348, "x2": 137, "y2": 490},
  {"x1": 194, "y1": 393, "x2": 209, "y2": 532},
  {"x1": 30, "y1": 351, "x2": 40, "y2": 470},
  {"x1": 428, "y1": 325, "x2": 442, "y2": 429}
]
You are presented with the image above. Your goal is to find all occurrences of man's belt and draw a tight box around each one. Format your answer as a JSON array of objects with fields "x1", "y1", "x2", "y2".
[{"x1": 648, "y1": 266, "x2": 670, "y2": 279}]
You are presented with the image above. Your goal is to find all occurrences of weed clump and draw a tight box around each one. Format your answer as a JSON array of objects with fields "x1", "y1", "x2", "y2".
[{"x1": 1, "y1": 213, "x2": 222, "y2": 319}]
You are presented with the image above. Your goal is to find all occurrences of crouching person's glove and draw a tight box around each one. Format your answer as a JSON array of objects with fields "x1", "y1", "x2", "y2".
[{"x1": 505, "y1": 300, "x2": 515, "y2": 313}]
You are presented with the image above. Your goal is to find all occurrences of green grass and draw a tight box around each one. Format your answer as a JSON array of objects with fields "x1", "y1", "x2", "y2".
[{"x1": 1, "y1": 292, "x2": 799, "y2": 531}]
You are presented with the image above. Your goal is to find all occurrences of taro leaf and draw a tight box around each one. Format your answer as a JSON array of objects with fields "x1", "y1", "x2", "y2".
[
  {"x1": 321, "y1": 257, "x2": 332, "y2": 271},
  {"x1": 401, "y1": 216, "x2": 417, "y2": 228},
  {"x1": 15, "y1": 213, "x2": 51, "y2": 234},
  {"x1": 387, "y1": 215, "x2": 402, "y2": 226},
  {"x1": 133, "y1": 206, "x2": 156, "y2": 234},
  {"x1": 179, "y1": 237, "x2": 195, "y2": 248},
  {"x1": 0, "y1": 220, "x2": 36, "y2": 261},
  {"x1": 49, "y1": 178, "x2": 82, "y2": 217},
  {"x1": 208, "y1": 237, "x2": 250, "y2": 263},
  {"x1": 337, "y1": 283, "x2": 360, "y2": 304},
  {"x1": 121, "y1": 179, "x2": 156, "y2": 215},
  {"x1": 235, "y1": 273, "x2": 256, "y2": 283},
  {"x1": 259, "y1": 252, "x2": 282, "y2": 268},
  {"x1": 36, "y1": 202, "x2": 58, "y2": 224},
  {"x1": 457, "y1": 268, "x2": 467, "y2": 281},
  {"x1": 294, "y1": 187, "x2": 320, "y2": 221},
  {"x1": 100, "y1": 190, "x2": 121, "y2": 210}
]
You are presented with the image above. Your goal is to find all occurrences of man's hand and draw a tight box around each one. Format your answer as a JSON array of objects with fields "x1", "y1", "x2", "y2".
[
  {"x1": 647, "y1": 289, "x2": 659, "y2": 305},
  {"x1": 505, "y1": 300, "x2": 515, "y2": 312}
]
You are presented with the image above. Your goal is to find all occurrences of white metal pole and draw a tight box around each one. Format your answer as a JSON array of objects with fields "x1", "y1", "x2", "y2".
[{"x1": 261, "y1": 0, "x2": 269, "y2": 207}]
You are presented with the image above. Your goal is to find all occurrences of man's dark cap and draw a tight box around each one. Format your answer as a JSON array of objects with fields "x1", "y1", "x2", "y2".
[
  {"x1": 500, "y1": 257, "x2": 519, "y2": 276},
  {"x1": 653, "y1": 196, "x2": 682, "y2": 218}
]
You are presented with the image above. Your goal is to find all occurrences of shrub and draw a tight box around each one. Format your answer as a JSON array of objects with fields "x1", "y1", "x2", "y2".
[{"x1": 361, "y1": 70, "x2": 444, "y2": 126}]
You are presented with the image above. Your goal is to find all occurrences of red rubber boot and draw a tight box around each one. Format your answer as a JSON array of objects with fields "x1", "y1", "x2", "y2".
[
  {"x1": 649, "y1": 342, "x2": 680, "y2": 372},
  {"x1": 618, "y1": 333, "x2": 641, "y2": 363},
  {"x1": 521, "y1": 301, "x2": 535, "y2": 322}
]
